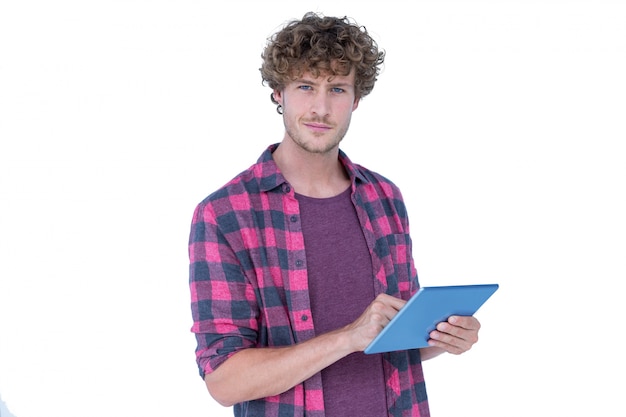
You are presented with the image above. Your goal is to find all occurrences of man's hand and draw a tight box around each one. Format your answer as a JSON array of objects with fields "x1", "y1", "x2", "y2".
[
  {"x1": 427, "y1": 315, "x2": 481, "y2": 355},
  {"x1": 343, "y1": 293, "x2": 407, "y2": 351}
]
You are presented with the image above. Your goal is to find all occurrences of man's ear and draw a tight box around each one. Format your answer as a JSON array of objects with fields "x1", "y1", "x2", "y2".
[
  {"x1": 272, "y1": 89, "x2": 283, "y2": 105},
  {"x1": 352, "y1": 97, "x2": 360, "y2": 111}
]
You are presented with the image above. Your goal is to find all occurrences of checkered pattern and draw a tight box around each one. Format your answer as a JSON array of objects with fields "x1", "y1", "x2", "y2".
[{"x1": 189, "y1": 144, "x2": 430, "y2": 416}]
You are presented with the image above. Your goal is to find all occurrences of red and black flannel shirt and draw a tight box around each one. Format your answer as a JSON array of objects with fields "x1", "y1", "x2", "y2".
[{"x1": 189, "y1": 144, "x2": 430, "y2": 417}]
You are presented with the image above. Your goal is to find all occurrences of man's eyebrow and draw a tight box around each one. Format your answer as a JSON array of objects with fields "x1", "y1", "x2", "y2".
[
  {"x1": 294, "y1": 78, "x2": 320, "y2": 85},
  {"x1": 295, "y1": 78, "x2": 353, "y2": 88}
]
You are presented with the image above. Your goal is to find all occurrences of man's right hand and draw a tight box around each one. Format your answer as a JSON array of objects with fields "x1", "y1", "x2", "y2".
[{"x1": 342, "y1": 293, "x2": 406, "y2": 351}]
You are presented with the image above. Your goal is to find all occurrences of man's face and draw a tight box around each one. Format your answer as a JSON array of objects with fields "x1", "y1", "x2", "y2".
[{"x1": 273, "y1": 69, "x2": 360, "y2": 155}]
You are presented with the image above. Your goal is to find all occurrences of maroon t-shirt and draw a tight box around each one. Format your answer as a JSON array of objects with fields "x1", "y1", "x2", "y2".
[{"x1": 297, "y1": 187, "x2": 387, "y2": 417}]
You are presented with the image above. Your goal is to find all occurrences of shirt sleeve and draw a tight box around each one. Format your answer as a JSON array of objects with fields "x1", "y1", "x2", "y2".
[{"x1": 188, "y1": 200, "x2": 260, "y2": 378}]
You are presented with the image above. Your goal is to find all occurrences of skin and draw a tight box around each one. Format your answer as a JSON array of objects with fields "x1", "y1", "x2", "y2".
[
  {"x1": 204, "y1": 69, "x2": 482, "y2": 407},
  {"x1": 270, "y1": 71, "x2": 358, "y2": 198}
]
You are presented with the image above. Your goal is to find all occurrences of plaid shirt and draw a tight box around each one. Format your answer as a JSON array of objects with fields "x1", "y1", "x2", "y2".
[{"x1": 189, "y1": 144, "x2": 430, "y2": 417}]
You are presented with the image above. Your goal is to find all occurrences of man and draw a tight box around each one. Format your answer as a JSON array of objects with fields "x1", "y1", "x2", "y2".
[{"x1": 189, "y1": 12, "x2": 481, "y2": 417}]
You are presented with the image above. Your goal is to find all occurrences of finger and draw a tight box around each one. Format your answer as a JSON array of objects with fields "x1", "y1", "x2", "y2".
[
  {"x1": 427, "y1": 338, "x2": 469, "y2": 355},
  {"x1": 374, "y1": 293, "x2": 407, "y2": 311},
  {"x1": 447, "y1": 315, "x2": 481, "y2": 331},
  {"x1": 435, "y1": 320, "x2": 480, "y2": 345},
  {"x1": 427, "y1": 330, "x2": 473, "y2": 355},
  {"x1": 370, "y1": 295, "x2": 406, "y2": 321}
]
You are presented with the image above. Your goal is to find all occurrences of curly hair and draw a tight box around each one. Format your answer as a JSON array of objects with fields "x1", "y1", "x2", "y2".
[{"x1": 260, "y1": 12, "x2": 385, "y2": 101}]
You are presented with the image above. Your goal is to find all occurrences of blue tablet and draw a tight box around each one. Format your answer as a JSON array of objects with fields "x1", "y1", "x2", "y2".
[{"x1": 364, "y1": 284, "x2": 499, "y2": 354}]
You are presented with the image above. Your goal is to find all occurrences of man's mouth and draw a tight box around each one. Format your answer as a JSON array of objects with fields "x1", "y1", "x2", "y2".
[{"x1": 304, "y1": 122, "x2": 332, "y2": 132}]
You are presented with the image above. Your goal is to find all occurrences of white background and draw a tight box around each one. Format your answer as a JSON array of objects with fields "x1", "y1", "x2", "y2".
[{"x1": 1, "y1": 1, "x2": 625, "y2": 416}]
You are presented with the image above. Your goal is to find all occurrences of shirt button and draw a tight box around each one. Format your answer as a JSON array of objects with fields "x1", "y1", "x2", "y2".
[
  {"x1": 284, "y1": 185, "x2": 291, "y2": 193},
  {"x1": 290, "y1": 215, "x2": 298, "y2": 223},
  {"x1": 301, "y1": 314, "x2": 308, "y2": 321},
  {"x1": 295, "y1": 259, "x2": 304, "y2": 267}
]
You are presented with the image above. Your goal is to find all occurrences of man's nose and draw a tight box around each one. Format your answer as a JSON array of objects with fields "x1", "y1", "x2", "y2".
[{"x1": 310, "y1": 91, "x2": 330, "y2": 116}]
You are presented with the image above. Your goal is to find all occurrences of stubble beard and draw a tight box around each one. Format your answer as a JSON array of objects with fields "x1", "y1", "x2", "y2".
[{"x1": 283, "y1": 115, "x2": 352, "y2": 155}]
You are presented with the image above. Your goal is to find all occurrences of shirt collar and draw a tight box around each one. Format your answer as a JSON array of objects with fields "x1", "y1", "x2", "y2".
[{"x1": 255, "y1": 143, "x2": 370, "y2": 193}]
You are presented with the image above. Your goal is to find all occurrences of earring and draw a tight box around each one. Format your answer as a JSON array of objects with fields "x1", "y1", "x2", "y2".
[{"x1": 271, "y1": 92, "x2": 283, "y2": 115}]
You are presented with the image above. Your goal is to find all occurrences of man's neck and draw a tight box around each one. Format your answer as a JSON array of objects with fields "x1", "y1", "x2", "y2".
[{"x1": 272, "y1": 139, "x2": 350, "y2": 198}]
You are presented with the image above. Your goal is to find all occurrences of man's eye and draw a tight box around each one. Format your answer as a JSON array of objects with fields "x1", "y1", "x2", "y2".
[
  {"x1": 331, "y1": 87, "x2": 345, "y2": 93},
  {"x1": 299, "y1": 85, "x2": 312, "y2": 91}
]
